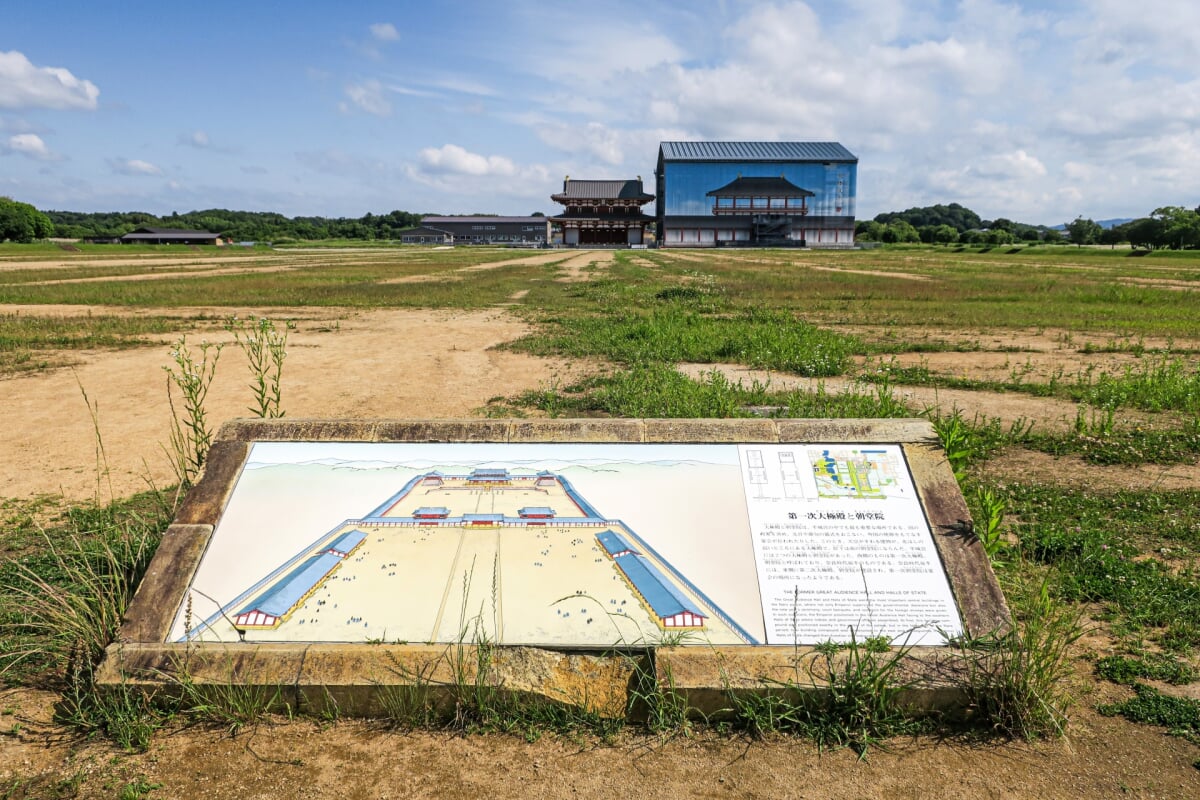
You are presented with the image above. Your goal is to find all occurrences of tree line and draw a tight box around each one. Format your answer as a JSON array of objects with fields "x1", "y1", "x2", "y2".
[
  {"x1": 858, "y1": 203, "x2": 1200, "y2": 249},
  {"x1": 857, "y1": 203, "x2": 1062, "y2": 245},
  {"x1": 37, "y1": 208, "x2": 428, "y2": 243},
  {"x1": 1067, "y1": 207, "x2": 1200, "y2": 250},
  {"x1": 0, "y1": 197, "x2": 54, "y2": 243}
]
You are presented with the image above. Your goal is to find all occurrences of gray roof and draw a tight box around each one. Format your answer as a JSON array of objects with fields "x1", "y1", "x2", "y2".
[
  {"x1": 659, "y1": 141, "x2": 857, "y2": 162},
  {"x1": 120, "y1": 228, "x2": 220, "y2": 239},
  {"x1": 552, "y1": 179, "x2": 653, "y2": 201},
  {"x1": 421, "y1": 216, "x2": 547, "y2": 224}
]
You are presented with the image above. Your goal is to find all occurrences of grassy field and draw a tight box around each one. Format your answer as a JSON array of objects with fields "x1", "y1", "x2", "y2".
[{"x1": 0, "y1": 241, "x2": 1198, "y2": 773}]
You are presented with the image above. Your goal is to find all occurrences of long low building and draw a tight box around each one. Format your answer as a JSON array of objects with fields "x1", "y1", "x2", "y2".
[
  {"x1": 417, "y1": 216, "x2": 549, "y2": 244},
  {"x1": 119, "y1": 227, "x2": 224, "y2": 245}
]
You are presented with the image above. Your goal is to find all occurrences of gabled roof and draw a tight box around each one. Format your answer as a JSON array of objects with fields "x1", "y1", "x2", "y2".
[
  {"x1": 659, "y1": 141, "x2": 857, "y2": 163},
  {"x1": 121, "y1": 227, "x2": 220, "y2": 238},
  {"x1": 132, "y1": 227, "x2": 219, "y2": 235},
  {"x1": 325, "y1": 529, "x2": 367, "y2": 555},
  {"x1": 706, "y1": 176, "x2": 815, "y2": 197},
  {"x1": 596, "y1": 529, "x2": 638, "y2": 557},
  {"x1": 397, "y1": 226, "x2": 451, "y2": 237},
  {"x1": 237, "y1": 553, "x2": 341, "y2": 618},
  {"x1": 552, "y1": 179, "x2": 654, "y2": 202},
  {"x1": 619, "y1": 554, "x2": 705, "y2": 619}
]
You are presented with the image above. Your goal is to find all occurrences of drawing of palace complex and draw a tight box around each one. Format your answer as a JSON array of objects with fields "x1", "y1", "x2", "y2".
[{"x1": 189, "y1": 469, "x2": 756, "y2": 646}]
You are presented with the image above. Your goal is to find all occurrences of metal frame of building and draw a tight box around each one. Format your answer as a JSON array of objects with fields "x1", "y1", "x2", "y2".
[{"x1": 655, "y1": 141, "x2": 858, "y2": 248}]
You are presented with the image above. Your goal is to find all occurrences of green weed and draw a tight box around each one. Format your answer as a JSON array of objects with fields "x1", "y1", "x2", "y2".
[
  {"x1": 925, "y1": 406, "x2": 1031, "y2": 481},
  {"x1": 1099, "y1": 684, "x2": 1200, "y2": 744},
  {"x1": 956, "y1": 581, "x2": 1083, "y2": 740},
  {"x1": 163, "y1": 337, "x2": 222, "y2": 489},
  {"x1": 117, "y1": 777, "x2": 162, "y2": 800},
  {"x1": 726, "y1": 631, "x2": 925, "y2": 756},
  {"x1": 505, "y1": 364, "x2": 916, "y2": 420},
  {"x1": 1096, "y1": 654, "x2": 1197, "y2": 686},
  {"x1": 225, "y1": 316, "x2": 293, "y2": 418},
  {"x1": 970, "y1": 485, "x2": 1008, "y2": 560}
]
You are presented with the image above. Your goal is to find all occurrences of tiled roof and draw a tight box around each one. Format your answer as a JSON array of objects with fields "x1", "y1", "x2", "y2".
[
  {"x1": 659, "y1": 141, "x2": 856, "y2": 162},
  {"x1": 552, "y1": 179, "x2": 653, "y2": 201}
]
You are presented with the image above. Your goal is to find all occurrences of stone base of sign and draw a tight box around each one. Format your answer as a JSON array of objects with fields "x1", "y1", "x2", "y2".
[{"x1": 98, "y1": 418, "x2": 1010, "y2": 719}]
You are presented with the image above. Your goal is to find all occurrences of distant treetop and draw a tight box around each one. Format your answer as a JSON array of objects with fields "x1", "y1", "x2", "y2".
[{"x1": 873, "y1": 203, "x2": 981, "y2": 233}]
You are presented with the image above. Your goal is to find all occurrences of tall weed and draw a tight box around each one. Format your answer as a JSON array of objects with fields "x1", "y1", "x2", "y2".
[{"x1": 163, "y1": 337, "x2": 222, "y2": 488}]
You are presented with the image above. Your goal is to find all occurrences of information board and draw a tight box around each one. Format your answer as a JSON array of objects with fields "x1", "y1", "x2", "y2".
[
  {"x1": 174, "y1": 441, "x2": 962, "y2": 647},
  {"x1": 739, "y1": 444, "x2": 962, "y2": 645}
]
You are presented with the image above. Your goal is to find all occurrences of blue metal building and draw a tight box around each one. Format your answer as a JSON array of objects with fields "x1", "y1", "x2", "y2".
[{"x1": 655, "y1": 141, "x2": 858, "y2": 248}]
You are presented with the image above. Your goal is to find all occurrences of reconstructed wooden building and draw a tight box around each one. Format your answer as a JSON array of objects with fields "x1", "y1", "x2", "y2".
[{"x1": 550, "y1": 177, "x2": 654, "y2": 246}]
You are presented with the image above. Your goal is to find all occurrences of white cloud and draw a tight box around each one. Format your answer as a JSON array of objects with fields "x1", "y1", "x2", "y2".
[
  {"x1": 2, "y1": 133, "x2": 60, "y2": 161},
  {"x1": 975, "y1": 149, "x2": 1047, "y2": 180},
  {"x1": 417, "y1": 144, "x2": 515, "y2": 176},
  {"x1": 0, "y1": 50, "x2": 99, "y2": 110},
  {"x1": 341, "y1": 80, "x2": 392, "y2": 116},
  {"x1": 110, "y1": 158, "x2": 162, "y2": 176},
  {"x1": 536, "y1": 122, "x2": 624, "y2": 166},
  {"x1": 369, "y1": 23, "x2": 399, "y2": 42}
]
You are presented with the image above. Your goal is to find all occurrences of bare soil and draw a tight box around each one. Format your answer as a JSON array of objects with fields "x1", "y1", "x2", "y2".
[
  {"x1": 1, "y1": 260, "x2": 1199, "y2": 797},
  {"x1": 0, "y1": 306, "x2": 584, "y2": 502}
]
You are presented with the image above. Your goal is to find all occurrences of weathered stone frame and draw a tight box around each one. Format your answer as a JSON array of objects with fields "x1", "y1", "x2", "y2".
[{"x1": 98, "y1": 418, "x2": 1009, "y2": 719}]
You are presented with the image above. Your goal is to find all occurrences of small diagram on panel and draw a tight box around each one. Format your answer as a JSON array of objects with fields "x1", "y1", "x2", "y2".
[
  {"x1": 778, "y1": 451, "x2": 804, "y2": 498},
  {"x1": 809, "y1": 448, "x2": 902, "y2": 499},
  {"x1": 744, "y1": 449, "x2": 768, "y2": 496}
]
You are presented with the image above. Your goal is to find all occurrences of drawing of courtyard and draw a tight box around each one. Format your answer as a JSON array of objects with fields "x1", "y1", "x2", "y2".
[{"x1": 184, "y1": 464, "x2": 757, "y2": 647}]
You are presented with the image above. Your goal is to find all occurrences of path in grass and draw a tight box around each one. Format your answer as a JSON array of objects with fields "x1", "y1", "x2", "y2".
[{"x1": 677, "y1": 362, "x2": 1090, "y2": 432}]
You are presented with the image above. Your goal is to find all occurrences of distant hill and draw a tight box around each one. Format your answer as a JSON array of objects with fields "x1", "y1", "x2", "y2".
[{"x1": 1051, "y1": 218, "x2": 1134, "y2": 231}]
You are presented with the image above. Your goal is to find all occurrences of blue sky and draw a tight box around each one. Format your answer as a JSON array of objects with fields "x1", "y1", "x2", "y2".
[{"x1": 2, "y1": 0, "x2": 1196, "y2": 224}]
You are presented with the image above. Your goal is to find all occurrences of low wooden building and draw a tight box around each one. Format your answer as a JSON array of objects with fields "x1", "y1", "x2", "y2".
[{"x1": 119, "y1": 227, "x2": 223, "y2": 245}]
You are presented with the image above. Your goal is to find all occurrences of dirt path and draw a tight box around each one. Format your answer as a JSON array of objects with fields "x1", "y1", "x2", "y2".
[
  {"x1": 1, "y1": 685, "x2": 1197, "y2": 800},
  {"x1": 0, "y1": 307, "x2": 583, "y2": 503},
  {"x1": 381, "y1": 251, "x2": 573, "y2": 284},
  {"x1": 677, "y1": 363, "x2": 1091, "y2": 432}
]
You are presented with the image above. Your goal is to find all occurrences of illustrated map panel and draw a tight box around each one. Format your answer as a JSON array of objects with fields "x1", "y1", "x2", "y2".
[{"x1": 173, "y1": 442, "x2": 963, "y2": 648}]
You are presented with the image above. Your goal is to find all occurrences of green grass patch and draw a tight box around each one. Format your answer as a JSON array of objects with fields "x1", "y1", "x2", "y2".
[
  {"x1": 1098, "y1": 684, "x2": 1200, "y2": 743},
  {"x1": 1096, "y1": 654, "x2": 1197, "y2": 685},
  {"x1": 0, "y1": 490, "x2": 170, "y2": 687},
  {"x1": 0, "y1": 313, "x2": 193, "y2": 376},
  {"x1": 1006, "y1": 485, "x2": 1200, "y2": 649},
  {"x1": 509, "y1": 308, "x2": 861, "y2": 377},
  {"x1": 500, "y1": 364, "x2": 915, "y2": 420},
  {"x1": 1023, "y1": 417, "x2": 1200, "y2": 466}
]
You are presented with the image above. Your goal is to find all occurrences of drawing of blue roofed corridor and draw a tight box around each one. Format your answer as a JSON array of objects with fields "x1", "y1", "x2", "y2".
[{"x1": 183, "y1": 463, "x2": 759, "y2": 647}]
